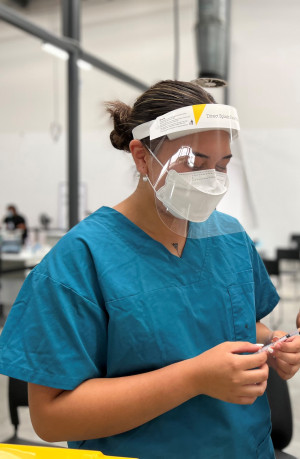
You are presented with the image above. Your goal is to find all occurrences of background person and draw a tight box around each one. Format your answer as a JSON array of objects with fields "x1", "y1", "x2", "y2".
[
  {"x1": 0, "y1": 80, "x2": 299, "y2": 459},
  {"x1": 3, "y1": 204, "x2": 28, "y2": 244}
]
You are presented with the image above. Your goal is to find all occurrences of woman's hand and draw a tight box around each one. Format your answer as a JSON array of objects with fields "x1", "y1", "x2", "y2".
[
  {"x1": 192, "y1": 341, "x2": 269, "y2": 405},
  {"x1": 296, "y1": 311, "x2": 300, "y2": 329},
  {"x1": 268, "y1": 330, "x2": 300, "y2": 380}
]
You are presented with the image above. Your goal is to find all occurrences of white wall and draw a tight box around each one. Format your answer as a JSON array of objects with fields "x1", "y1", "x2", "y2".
[
  {"x1": 0, "y1": 0, "x2": 300, "y2": 256},
  {"x1": 0, "y1": 0, "x2": 202, "y2": 228},
  {"x1": 228, "y1": 0, "x2": 300, "y2": 255}
]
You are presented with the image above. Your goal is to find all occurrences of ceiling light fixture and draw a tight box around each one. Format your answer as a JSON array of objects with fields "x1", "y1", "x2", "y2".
[
  {"x1": 41, "y1": 43, "x2": 92, "y2": 71},
  {"x1": 41, "y1": 43, "x2": 69, "y2": 61},
  {"x1": 77, "y1": 59, "x2": 93, "y2": 71}
]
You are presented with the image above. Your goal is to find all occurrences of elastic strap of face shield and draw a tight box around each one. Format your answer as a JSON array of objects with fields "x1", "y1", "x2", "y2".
[{"x1": 143, "y1": 144, "x2": 166, "y2": 189}]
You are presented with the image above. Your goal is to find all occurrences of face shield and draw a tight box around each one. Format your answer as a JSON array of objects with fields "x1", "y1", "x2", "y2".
[{"x1": 132, "y1": 104, "x2": 240, "y2": 238}]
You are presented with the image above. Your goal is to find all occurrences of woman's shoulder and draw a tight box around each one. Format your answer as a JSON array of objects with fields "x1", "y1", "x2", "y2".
[
  {"x1": 67, "y1": 206, "x2": 119, "y2": 238},
  {"x1": 209, "y1": 210, "x2": 245, "y2": 237},
  {"x1": 34, "y1": 207, "x2": 122, "y2": 279},
  {"x1": 46, "y1": 207, "x2": 119, "y2": 250}
]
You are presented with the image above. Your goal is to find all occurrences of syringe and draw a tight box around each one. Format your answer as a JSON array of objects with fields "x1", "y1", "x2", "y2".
[{"x1": 255, "y1": 329, "x2": 300, "y2": 354}]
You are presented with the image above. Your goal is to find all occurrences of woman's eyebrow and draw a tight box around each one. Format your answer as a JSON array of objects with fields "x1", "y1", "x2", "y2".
[
  {"x1": 193, "y1": 152, "x2": 209, "y2": 158},
  {"x1": 193, "y1": 152, "x2": 233, "y2": 160}
]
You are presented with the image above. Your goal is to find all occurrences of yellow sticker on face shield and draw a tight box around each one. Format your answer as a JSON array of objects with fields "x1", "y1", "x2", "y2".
[{"x1": 192, "y1": 104, "x2": 206, "y2": 125}]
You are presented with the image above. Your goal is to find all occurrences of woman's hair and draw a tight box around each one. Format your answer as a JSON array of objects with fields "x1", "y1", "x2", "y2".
[{"x1": 105, "y1": 79, "x2": 216, "y2": 152}]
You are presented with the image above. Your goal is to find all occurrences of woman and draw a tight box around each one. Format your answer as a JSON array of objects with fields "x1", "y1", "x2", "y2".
[{"x1": 0, "y1": 80, "x2": 299, "y2": 459}]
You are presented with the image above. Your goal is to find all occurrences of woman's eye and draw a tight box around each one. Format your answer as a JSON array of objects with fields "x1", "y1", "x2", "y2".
[
  {"x1": 192, "y1": 166, "x2": 205, "y2": 171},
  {"x1": 216, "y1": 159, "x2": 231, "y2": 171}
]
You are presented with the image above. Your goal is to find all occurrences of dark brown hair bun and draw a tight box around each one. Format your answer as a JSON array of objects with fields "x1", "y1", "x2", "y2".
[
  {"x1": 105, "y1": 101, "x2": 133, "y2": 152},
  {"x1": 106, "y1": 80, "x2": 216, "y2": 152}
]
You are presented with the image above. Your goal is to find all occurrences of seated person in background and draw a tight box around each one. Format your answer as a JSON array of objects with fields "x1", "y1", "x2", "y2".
[{"x1": 3, "y1": 204, "x2": 28, "y2": 244}]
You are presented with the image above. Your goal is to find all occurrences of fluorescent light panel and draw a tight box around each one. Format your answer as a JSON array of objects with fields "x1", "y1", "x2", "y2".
[
  {"x1": 41, "y1": 43, "x2": 92, "y2": 71},
  {"x1": 77, "y1": 59, "x2": 93, "y2": 71},
  {"x1": 41, "y1": 43, "x2": 68, "y2": 60}
]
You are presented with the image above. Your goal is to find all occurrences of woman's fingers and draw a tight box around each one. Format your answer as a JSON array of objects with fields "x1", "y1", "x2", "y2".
[
  {"x1": 235, "y1": 351, "x2": 268, "y2": 372},
  {"x1": 241, "y1": 363, "x2": 269, "y2": 385},
  {"x1": 276, "y1": 336, "x2": 300, "y2": 353},
  {"x1": 238, "y1": 382, "x2": 268, "y2": 404},
  {"x1": 271, "y1": 336, "x2": 300, "y2": 380},
  {"x1": 275, "y1": 350, "x2": 300, "y2": 365},
  {"x1": 233, "y1": 380, "x2": 268, "y2": 403}
]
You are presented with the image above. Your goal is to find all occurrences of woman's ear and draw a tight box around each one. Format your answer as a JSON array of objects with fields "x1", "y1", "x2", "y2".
[{"x1": 129, "y1": 140, "x2": 150, "y2": 176}]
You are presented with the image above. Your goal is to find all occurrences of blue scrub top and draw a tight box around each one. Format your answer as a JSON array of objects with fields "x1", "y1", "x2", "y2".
[{"x1": 0, "y1": 207, "x2": 279, "y2": 459}]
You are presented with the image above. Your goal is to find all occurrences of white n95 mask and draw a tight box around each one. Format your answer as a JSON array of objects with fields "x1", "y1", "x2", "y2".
[{"x1": 155, "y1": 168, "x2": 229, "y2": 223}]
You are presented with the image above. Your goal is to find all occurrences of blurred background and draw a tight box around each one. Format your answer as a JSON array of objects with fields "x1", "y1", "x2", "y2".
[
  {"x1": 0, "y1": 0, "x2": 300, "y2": 457},
  {"x1": 0, "y1": 0, "x2": 299, "y2": 256}
]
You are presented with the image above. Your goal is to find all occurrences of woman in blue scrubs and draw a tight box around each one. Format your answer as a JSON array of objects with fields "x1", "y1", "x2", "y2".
[{"x1": 0, "y1": 79, "x2": 300, "y2": 459}]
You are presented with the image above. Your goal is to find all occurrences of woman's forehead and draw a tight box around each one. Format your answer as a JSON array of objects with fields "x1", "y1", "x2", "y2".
[
  {"x1": 174, "y1": 130, "x2": 230, "y2": 145},
  {"x1": 158, "y1": 130, "x2": 231, "y2": 157}
]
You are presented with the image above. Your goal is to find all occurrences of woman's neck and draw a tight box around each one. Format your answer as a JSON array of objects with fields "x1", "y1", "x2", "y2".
[{"x1": 114, "y1": 182, "x2": 187, "y2": 257}]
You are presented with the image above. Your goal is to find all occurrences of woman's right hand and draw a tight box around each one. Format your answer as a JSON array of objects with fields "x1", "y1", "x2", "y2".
[{"x1": 190, "y1": 341, "x2": 269, "y2": 405}]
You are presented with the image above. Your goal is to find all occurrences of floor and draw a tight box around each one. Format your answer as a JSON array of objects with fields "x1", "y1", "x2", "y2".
[{"x1": 0, "y1": 272, "x2": 299, "y2": 457}]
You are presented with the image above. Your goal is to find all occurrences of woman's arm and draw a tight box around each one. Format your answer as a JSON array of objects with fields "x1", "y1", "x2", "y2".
[
  {"x1": 29, "y1": 341, "x2": 268, "y2": 443},
  {"x1": 256, "y1": 320, "x2": 291, "y2": 344},
  {"x1": 256, "y1": 321, "x2": 274, "y2": 344}
]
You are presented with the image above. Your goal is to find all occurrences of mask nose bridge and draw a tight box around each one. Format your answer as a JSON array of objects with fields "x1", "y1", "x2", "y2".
[{"x1": 205, "y1": 158, "x2": 214, "y2": 169}]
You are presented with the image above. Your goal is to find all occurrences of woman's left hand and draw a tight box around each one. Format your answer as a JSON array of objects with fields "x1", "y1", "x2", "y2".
[{"x1": 268, "y1": 330, "x2": 300, "y2": 380}]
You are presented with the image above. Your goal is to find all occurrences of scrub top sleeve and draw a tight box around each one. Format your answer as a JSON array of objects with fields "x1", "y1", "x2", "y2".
[
  {"x1": 245, "y1": 235, "x2": 280, "y2": 321},
  {"x1": 0, "y1": 271, "x2": 108, "y2": 390}
]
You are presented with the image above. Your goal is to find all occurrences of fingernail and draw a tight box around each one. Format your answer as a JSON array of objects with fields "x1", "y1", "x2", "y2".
[
  {"x1": 256, "y1": 343, "x2": 264, "y2": 347},
  {"x1": 268, "y1": 347, "x2": 274, "y2": 354}
]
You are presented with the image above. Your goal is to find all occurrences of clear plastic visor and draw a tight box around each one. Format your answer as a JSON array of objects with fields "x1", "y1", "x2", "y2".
[{"x1": 147, "y1": 129, "x2": 235, "y2": 238}]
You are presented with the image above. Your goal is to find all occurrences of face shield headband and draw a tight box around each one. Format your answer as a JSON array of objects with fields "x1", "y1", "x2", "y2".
[{"x1": 132, "y1": 104, "x2": 240, "y2": 143}]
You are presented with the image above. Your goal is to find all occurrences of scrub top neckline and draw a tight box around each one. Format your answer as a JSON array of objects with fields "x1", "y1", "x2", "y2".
[
  {"x1": 98, "y1": 206, "x2": 209, "y2": 264},
  {"x1": 100, "y1": 206, "x2": 187, "y2": 259}
]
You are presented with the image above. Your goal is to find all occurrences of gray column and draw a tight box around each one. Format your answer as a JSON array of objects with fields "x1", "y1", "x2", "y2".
[{"x1": 62, "y1": 0, "x2": 81, "y2": 229}]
